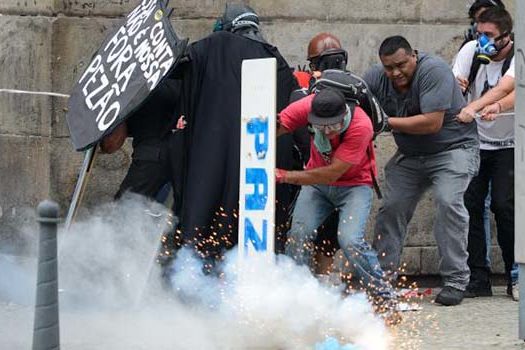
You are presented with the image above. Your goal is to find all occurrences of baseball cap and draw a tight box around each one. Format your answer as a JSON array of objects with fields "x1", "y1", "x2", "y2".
[{"x1": 308, "y1": 88, "x2": 353, "y2": 126}]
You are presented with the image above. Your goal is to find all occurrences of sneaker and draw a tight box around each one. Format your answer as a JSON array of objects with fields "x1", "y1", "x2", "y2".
[
  {"x1": 507, "y1": 283, "x2": 519, "y2": 302},
  {"x1": 464, "y1": 280, "x2": 492, "y2": 298},
  {"x1": 434, "y1": 286, "x2": 464, "y2": 306}
]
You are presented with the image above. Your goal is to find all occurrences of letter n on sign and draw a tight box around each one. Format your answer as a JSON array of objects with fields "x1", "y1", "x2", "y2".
[{"x1": 238, "y1": 58, "x2": 277, "y2": 259}]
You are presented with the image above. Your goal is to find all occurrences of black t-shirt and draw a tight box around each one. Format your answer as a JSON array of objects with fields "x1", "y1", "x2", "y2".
[{"x1": 126, "y1": 78, "x2": 180, "y2": 148}]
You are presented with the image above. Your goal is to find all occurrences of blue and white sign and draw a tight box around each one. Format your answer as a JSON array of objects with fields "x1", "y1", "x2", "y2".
[{"x1": 238, "y1": 58, "x2": 277, "y2": 258}]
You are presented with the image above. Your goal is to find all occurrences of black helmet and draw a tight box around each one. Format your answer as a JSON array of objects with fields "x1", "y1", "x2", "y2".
[{"x1": 213, "y1": 4, "x2": 259, "y2": 33}]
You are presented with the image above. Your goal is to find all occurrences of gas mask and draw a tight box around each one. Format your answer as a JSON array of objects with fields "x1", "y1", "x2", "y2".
[
  {"x1": 475, "y1": 32, "x2": 509, "y2": 64},
  {"x1": 309, "y1": 48, "x2": 348, "y2": 72}
]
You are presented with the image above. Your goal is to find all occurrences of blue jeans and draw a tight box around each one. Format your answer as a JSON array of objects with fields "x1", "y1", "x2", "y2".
[{"x1": 285, "y1": 184, "x2": 391, "y2": 295}]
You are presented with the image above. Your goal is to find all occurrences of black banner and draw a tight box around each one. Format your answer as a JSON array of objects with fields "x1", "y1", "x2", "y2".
[{"x1": 66, "y1": 0, "x2": 187, "y2": 151}]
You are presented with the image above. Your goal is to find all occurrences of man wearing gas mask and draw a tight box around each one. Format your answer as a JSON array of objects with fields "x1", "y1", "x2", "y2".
[
  {"x1": 452, "y1": 7, "x2": 517, "y2": 300},
  {"x1": 460, "y1": 0, "x2": 505, "y2": 50}
]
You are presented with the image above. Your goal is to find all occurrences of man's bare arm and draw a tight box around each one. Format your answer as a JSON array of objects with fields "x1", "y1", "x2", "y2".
[
  {"x1": 457, "y1": 75, "x2": 515, "y2": 123},
  {"x1": 388, "y1": 111, "x2": 445, "y2": 134},
  {"x1": 100, "y1": 123, "x2": 128, "y2": 154},
  {"x1": 278, "y1": 157, "x2": 352, "y2": 185}
]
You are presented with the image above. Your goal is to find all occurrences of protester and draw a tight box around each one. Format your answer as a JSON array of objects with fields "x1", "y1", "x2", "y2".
[
  {"x1": 276, "y1": 88, "x2": 397, "y2": 315},
  {"x1": 455, "y1": 0, "x2": 509, "y2": 300},
  {"x1": 298, "y1": 32, "x2": 350, "y2": 275},
  {"x1": 173, "y1": 3, "x2": 299, "y2": 266},
  {"x1": 364, "y1": 35, "x2": 480, "y2": 306},
  {"x1": 100, "y1": 79, "x2": 184, "y2": 212},
  {"x1": 453, "y1": 7, "x2": 518, "y2": 301},
  {"x1": 460, "y1": 0, "x2": 505, "y2": 49}
]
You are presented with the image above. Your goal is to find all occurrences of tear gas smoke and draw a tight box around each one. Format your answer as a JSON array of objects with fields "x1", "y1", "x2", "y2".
[{"x1": 0, "y1": 195, "x2": 390, "y2": 349}]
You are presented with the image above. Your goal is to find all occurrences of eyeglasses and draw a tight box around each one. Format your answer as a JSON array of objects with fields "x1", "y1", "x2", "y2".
[{"x1": 312, "y1": 122, "x2": 344, "y2": 134}]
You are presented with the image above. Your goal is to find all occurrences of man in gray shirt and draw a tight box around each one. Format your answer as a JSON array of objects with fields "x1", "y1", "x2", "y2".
[{"x1": 363, "y1": 35, "x2": 479, "y2": 306}]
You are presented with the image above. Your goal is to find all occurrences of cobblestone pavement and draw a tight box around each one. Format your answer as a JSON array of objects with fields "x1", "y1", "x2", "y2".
[{"x1": 1, "y1": 287, "x2": 524, "y2": 349}]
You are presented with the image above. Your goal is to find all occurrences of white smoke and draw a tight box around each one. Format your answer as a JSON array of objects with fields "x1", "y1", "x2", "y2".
[{"x1": 0, "y1": 195, "x2": 391, "y2": 350}]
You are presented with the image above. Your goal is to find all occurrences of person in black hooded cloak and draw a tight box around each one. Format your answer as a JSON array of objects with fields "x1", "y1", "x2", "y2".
[{"x1": 174, "y1": 3, "x2": 299, "y2": 265}]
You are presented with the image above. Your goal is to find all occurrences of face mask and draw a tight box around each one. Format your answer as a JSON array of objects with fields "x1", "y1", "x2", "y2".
[
  {"x1": 308, "y1": 49, "x2": 348, "y2": 72},
  {"x1": 476, "y1": 32, "x2": 508, "y2": 64}
]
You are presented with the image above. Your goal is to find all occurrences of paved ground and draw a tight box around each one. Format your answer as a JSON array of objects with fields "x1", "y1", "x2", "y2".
[
  {"x1": 392, "y1": 286, "x2": 524, "y2": 350},
  {"x1": 1, "y1": 286, "x2": 523, "y2": 350}
]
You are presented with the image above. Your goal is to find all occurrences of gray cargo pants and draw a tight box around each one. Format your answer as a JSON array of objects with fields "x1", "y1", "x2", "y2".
[{"x1": 373, "y1": 145, "x2": 480, "y2": 290}]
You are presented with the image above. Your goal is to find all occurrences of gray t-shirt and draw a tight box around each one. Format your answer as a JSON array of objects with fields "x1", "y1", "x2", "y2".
[{"x1": 363, "y1": 52, "x2": 479, "y2": 156}]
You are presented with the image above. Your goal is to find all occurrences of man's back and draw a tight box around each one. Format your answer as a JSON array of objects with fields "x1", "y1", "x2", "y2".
[{"x1": 180, "y1": 30, "x2": 298, "y2": 255}]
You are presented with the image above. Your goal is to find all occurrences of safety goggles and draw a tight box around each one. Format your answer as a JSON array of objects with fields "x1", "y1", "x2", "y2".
[{"x1": 311, "y1": 121, "x2": 344, "y2": 134}]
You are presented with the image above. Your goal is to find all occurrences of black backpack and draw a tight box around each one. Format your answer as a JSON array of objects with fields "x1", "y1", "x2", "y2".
[
  {"x1": 308, "y1": 69, "x2": 385, "y2": 198},
  {"x1": 309, "y1": 69, "x2": 388, "y2": 139}
]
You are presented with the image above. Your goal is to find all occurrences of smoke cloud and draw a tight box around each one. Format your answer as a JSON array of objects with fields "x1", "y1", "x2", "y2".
[{"x1": 0, "y1": 195, "x2": 390, "y2": 349}]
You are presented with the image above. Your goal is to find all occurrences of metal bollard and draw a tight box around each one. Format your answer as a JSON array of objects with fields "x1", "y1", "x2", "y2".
[{"x1": 32, "y1": 200, "x2": 60, "y2": 350}]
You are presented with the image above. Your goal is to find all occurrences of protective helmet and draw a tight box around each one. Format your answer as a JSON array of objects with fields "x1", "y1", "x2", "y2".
[
  {"x1": 307, "y1": 33, "x2": 348, "y2": 71},
  {"x1": 213, "y1": 4, "x2": 259, "y2": 33},
  {"x1": 307, "y1": 32, "x2": 342, "y2": 60}
]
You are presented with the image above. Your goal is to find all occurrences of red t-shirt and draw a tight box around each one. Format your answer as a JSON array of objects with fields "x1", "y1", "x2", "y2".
[{"x1": 279, "y1": 94, "x2": 377, "y2": 187}]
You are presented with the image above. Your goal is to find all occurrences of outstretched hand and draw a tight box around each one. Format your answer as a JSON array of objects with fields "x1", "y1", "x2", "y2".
[
  {"x1": 480, "y1": 103, "x2": 500, "y2": 121},
  {"x1": 456, "y1": 106, "x2": 476, "y2": 123}
]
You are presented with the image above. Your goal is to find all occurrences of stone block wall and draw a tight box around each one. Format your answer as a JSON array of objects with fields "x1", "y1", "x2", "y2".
[{"x1": 0, "y1": 0, "x2": 516, "y2": 274}]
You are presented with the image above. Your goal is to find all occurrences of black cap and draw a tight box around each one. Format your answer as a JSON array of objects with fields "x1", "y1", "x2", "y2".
[
  {"x1": 468, "y1": 0, "x2": 505, "y2": 19},
  {"x1": 308, "y1": 88, "x2": 351, "y2": 125},
  {"x1": 218, "y1": 4, "x2": 259, "y2": 32}
]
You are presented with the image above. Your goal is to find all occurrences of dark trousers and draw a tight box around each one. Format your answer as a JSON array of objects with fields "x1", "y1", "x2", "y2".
[
  {"x1": 465, "y1": 148, "x2": 515, "y2": 284},
  {"x1": 116, "y1": 132, "x2": 184, "y2": 216}
]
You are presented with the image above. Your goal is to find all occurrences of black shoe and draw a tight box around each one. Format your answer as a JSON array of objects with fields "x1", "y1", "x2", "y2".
[
  {"x1": 464, "y1": 280, "x2": 492, "y2": 298},
  {"x1": 434, "y1": 286, "x2": 464, "y2": 306}
]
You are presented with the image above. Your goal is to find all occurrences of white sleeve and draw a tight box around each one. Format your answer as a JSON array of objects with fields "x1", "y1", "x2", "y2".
[
  {"x1": 504, "y1": 57, "x2": 515, "y2": 78},
  {"x1": 452, "y1": 41, "x2": 476, "y2": 79}
]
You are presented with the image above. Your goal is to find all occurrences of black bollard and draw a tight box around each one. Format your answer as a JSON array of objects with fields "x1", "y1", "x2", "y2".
[{"x1": 32, "y1": 200, "x2": 60, "y2": 350}]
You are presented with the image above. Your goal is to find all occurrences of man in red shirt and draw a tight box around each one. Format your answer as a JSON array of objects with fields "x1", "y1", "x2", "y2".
[{"x1": 276, "y1": 88, "x2": 395, "y2": 305}]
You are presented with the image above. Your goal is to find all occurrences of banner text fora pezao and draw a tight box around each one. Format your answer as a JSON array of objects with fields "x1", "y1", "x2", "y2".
[{"x1": 66, "y1": 0, "x2": 187, "y2": 151}]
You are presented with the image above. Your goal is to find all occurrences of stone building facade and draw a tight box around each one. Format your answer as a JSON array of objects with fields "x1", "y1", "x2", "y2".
[{"x1": 0, "y1": 0, "x2": 516, "y2": 274}]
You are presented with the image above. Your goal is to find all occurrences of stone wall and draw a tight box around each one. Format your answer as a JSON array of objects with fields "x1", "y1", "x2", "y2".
[{"x1": 0, "y1": 0, "x2": 516, "y2": 273}]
